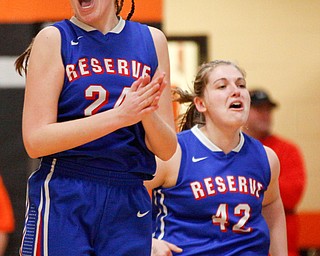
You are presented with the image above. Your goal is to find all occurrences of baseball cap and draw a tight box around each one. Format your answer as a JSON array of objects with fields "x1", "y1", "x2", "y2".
[{"x1": 249, "y1": 89, "x2": 278, "y2": 108}]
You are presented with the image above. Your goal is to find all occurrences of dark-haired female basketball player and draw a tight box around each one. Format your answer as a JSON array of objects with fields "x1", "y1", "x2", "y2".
[{"x1": 16, "y1": 0, "x2": 176, "y2": 255}]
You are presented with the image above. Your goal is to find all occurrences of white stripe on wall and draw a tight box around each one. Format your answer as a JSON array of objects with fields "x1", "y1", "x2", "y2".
[{"x1": 0, "y1": 56, "x2": 25, "y2": 88}]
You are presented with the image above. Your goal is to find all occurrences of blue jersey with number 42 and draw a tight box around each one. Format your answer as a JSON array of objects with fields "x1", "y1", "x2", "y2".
[{"x1": 152, "y1": 126, "x2": 271, "y2": 255}]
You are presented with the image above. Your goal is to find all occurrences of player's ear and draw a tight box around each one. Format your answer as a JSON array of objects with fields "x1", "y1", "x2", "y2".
[{"x1": 194, "y1": 97, "x2": 206, "y2": 112}]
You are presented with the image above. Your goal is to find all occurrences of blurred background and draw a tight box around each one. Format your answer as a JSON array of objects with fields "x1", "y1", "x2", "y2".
[{"x1": 0, "y1": 0, "x2": 319, "y2": 255}]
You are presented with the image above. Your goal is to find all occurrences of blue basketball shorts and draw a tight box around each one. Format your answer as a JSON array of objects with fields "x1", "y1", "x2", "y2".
[{"x1": 20, "y1": 158, "x2": 152, "y2": 256}]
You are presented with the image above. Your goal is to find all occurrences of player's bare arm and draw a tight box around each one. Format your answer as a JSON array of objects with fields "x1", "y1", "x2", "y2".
[
  {"x1": 262, "y1": 146, "x2": 288, "y2": 256},
  {"x1": 141, "y1": 27, "x2": 177, "y2": 161},
  {"x1": 23, "y1": 27, "x2": 164, "y2": 158}
]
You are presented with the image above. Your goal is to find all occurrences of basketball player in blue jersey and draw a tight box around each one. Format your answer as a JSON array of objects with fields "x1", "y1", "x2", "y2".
[
  {"x1": 145, "y1": 60, "x2": 288, "y2": 256},
  {"x1": 15, "y1": 0, "x2": 177, "y2": 255}
]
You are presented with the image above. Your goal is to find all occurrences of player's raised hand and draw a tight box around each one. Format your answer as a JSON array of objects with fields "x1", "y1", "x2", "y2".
[
  {"x1": 115, "y1": 74, "x2": 163, "y2": 127},
  {"x1": 134, "y1": 72, "x2": 166, "y2": 108},
  {"x1": 142, "y1": 72, "x2": 166, "y2": 107}
]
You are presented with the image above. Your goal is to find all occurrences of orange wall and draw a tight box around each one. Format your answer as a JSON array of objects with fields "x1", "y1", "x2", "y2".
[
  {"x1": 0, "y1": 0, "x2": 162, "y2": 23},
  {"x1": 298, "y1": 212, "x2": 320, "y2": 248}
]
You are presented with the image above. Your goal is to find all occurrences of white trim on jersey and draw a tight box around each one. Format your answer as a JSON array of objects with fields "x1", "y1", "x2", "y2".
[
  {"x1": 42, "y1": 158, "x2": 56, "y2": 256},
  {"x1": 70, "y1": 16, "x2": 125, "y2": 34},
  {"x1": 153, "y1": 189, "x2": 168, "y2": 240},
  {"x1": 191, "y1": 125, "x2": 245, "y2": 153}
]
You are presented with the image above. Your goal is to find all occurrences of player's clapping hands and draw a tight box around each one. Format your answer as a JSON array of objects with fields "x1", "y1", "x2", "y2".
[{"x1": 116, "y1": 73, "x2": 166, "y2": 127}]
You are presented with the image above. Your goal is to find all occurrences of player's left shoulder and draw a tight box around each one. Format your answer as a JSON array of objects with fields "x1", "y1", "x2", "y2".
[
  {"x1": 264, "y1": 145, "x2": 280, "y2": 177},
  {"x1": 263, "y1": 145, "x2": 278, "y2": 160},
  {"x1": 148, "y1": 26, "x2": 167, "y2": 45}
]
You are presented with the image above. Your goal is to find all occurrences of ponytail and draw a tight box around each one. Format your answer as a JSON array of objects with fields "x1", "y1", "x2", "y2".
[
  {"x1": 172, "y1": 87, "x2": 205, "y2": 132},
  {"x1": 15, "y1": 38, "x2": 34, "y2": 76}
]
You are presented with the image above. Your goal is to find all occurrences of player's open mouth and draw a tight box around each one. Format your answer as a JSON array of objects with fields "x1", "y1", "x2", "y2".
[
  {"x1": 229, "y1": 101, "x2": 243, "y2": 109},
  {"x1": 79, "y1": 0, "x2": 93, "y2": 8}
]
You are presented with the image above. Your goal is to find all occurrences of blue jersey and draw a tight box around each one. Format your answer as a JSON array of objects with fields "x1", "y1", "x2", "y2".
[
  {"x1": 48, "y1": 17, "x2": 158, "y2": 178},
  {"x1": 20, "y1": 17, "x2": 158, "y2": 256},
  {"x1": 152, "y1": 126, "x2": 271, "y2": 255}
]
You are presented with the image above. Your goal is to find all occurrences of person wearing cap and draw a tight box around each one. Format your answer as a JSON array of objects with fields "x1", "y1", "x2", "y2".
[{"x1": 245, "y1": 89, "x2": 306, "y2": 256}]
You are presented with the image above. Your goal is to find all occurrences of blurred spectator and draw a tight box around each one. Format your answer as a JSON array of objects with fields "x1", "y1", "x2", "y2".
[
  {"x1": 0, "y1": 175, "x2": 15, "y2": 256},
  {"x1": 245, "y1": 89, "x2": 306, "y2": 256}
]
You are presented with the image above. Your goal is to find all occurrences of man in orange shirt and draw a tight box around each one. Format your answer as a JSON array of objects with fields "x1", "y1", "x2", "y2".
[
  {"x1": 245, "y1": 89, "x2": 306, "y2": 256},
  {"x1": 0, "y1": 175, "x2": 15, "y2": 256}
]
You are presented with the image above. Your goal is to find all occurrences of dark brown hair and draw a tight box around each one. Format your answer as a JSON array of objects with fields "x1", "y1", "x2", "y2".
[
  {"x1": 115, "y1": 0, "x2": 135, "y2": 20},
  {"x1": 15, "y1": 38, "x2": 34, "y2": 77}
]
